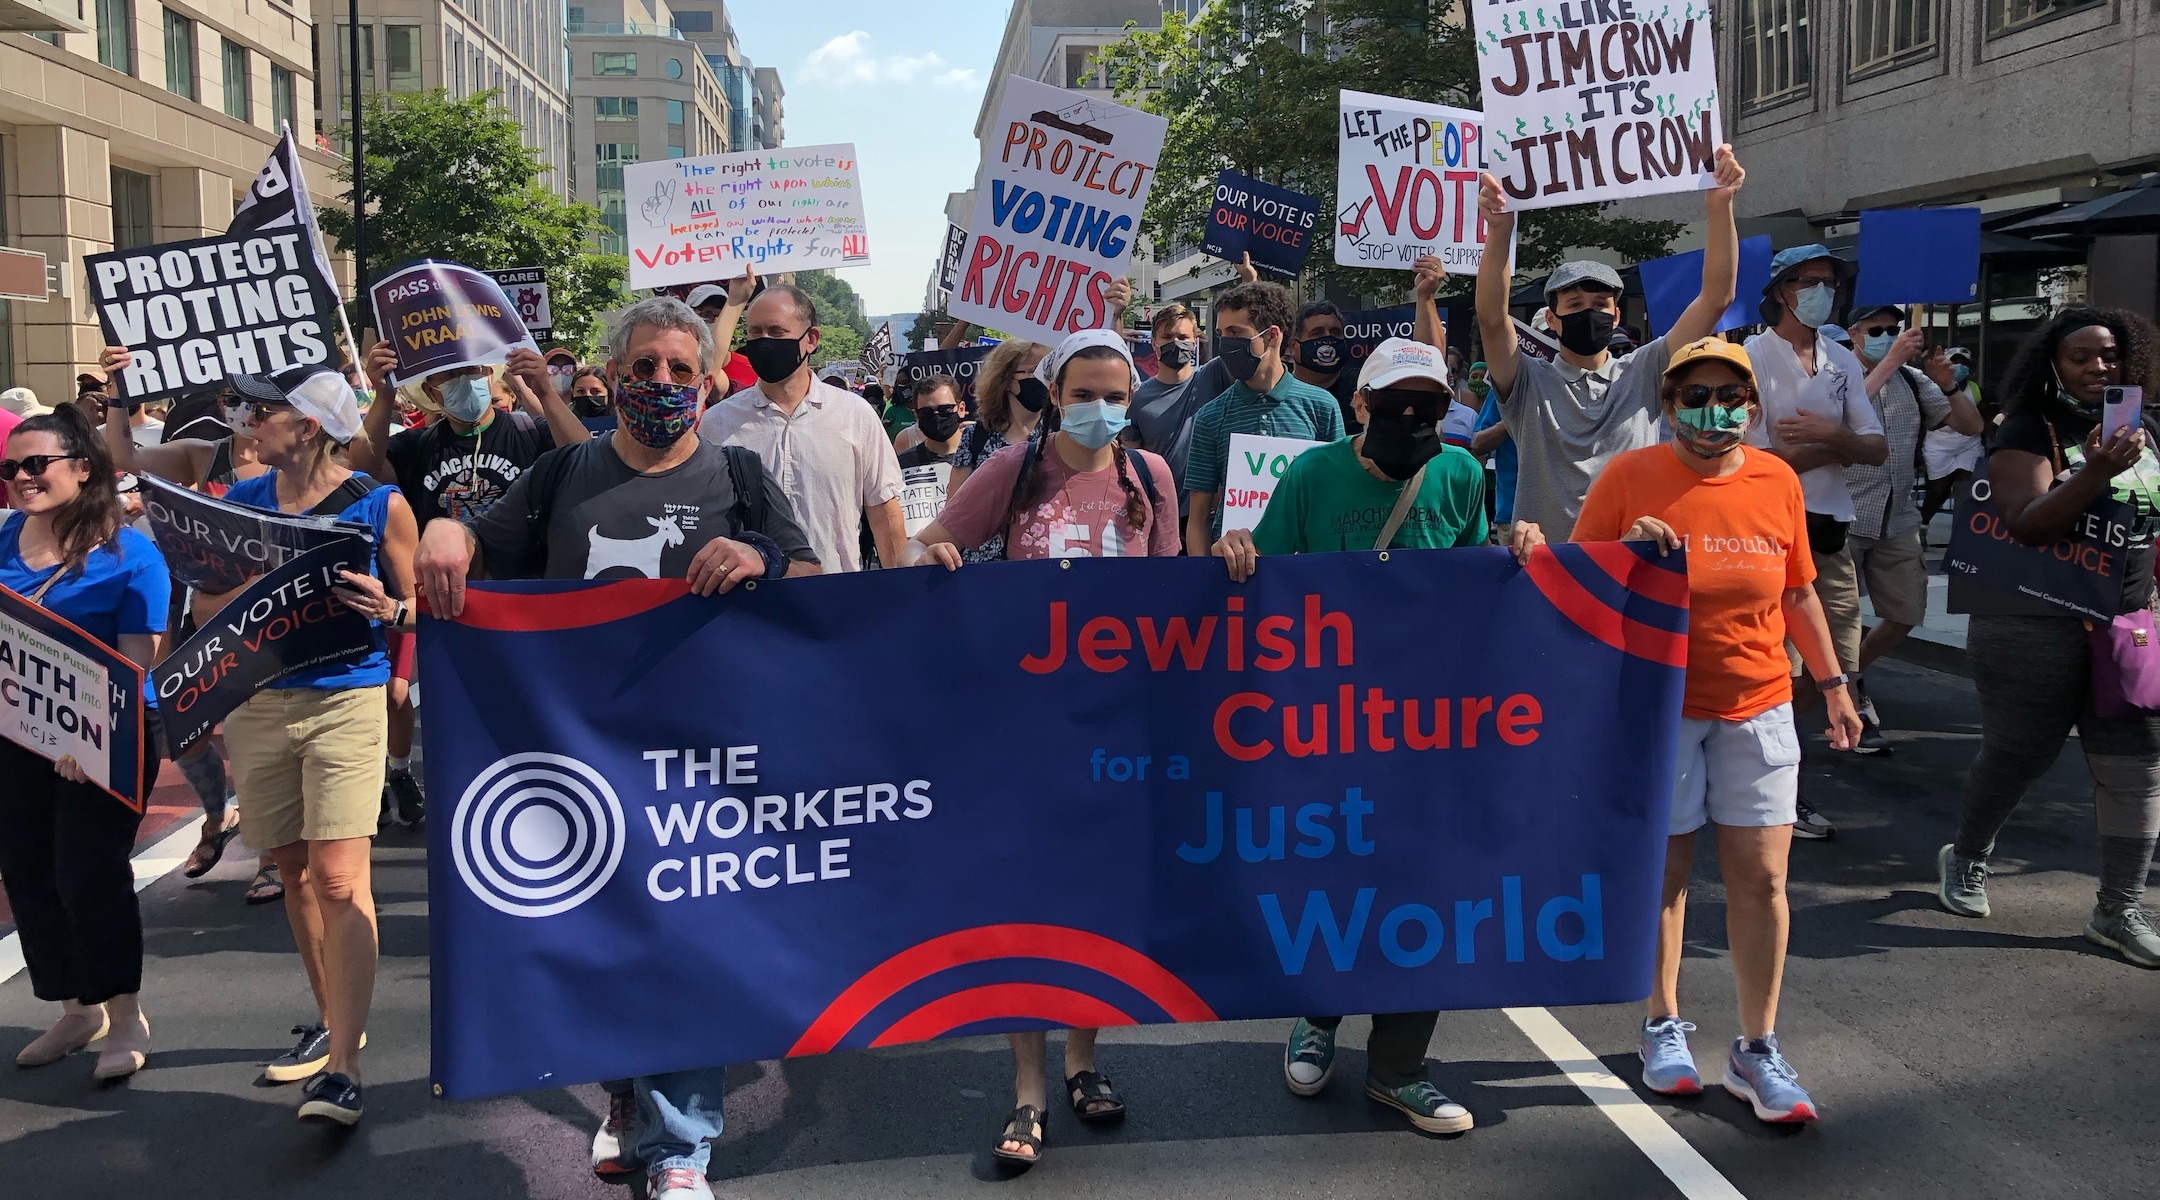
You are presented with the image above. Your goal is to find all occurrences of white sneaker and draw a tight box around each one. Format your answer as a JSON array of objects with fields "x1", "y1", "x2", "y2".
[
  {"x1": 590, "y1": 1089, "x2": 638, "y2": 1178},
  {"x1": 649, "y1": 1167, "x2": 713, "y2": 1200}
]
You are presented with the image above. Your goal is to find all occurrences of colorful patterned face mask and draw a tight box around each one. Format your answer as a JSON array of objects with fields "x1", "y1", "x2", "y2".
[{"x1": 616, "y1": 377, "x2": 703, "y2": 449}]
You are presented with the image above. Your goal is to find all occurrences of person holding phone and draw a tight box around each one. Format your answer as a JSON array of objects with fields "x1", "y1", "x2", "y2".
[{"x1": 1937, "y1": 307, "x2": 2160, "y2": 969}]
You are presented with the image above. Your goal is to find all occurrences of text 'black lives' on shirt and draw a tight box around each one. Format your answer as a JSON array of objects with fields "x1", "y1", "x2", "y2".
[
  {"x1": 466, "y1": 433, "x2": 819, "y2": 581},
  {"x1": 385, "y1": 410, "x2": 554, "y2": 525}
]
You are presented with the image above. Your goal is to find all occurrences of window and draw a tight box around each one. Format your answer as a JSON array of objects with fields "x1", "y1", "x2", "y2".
[
  {"x1": 666, "y1": 99, "x2": 685, "y2": 125},
  {"x1": 110, "y1": 167, "x2": 154, "y2": 250},
  {"x1": 594, "y1": 96, "x2": 638, "y2": 121},
  {"x1": 674, "y1": 9, "x2": 712, "y2": 31},
  {"x1": 666, "y1": 58, "x2": 683, "y2": 79},
  {"x1": 221, "y1": 38, "x2": 249, "y2": 120},
  {"x1": 1739, "y1": 0, "x2": 1811, "y2": 107},
  {"x1": 449, "y1": 29, "x2": 465, "y2": 94},
  {"x1": 1065, "y1": 45, "x2": 1099, "y2": 88},
  {"x1": 96, "y1": 0, "x2": 132, "y2": 73},
  {"x1": 594, "y1": 142, "x2": 639, "y2": 254},
  {"x1": 667, "y1": 145, "x2": 684, "y2": 159},
  {"x1": 164, "y1": 9, "x2": 196, "y2": 99},
  {"x1": 1987, "y1": 0, "x2": 2096, "y2": 33},
  {"x1": 338, "y1": 24, "x2": 375, "y2": 96},
  {"x1": 1850, "y1": 0, "x2": 1933, "y2": 71},
  {"x1": 567, "y1": 5, "x2": 584, "y2": 24},
  {"x1": 386, "y1": 26, "x2": 421, "y2": 91},
  {"x1": 594, "y1": 51, "x2": 636, "y2": 76},
  {"x1": 272, "y1": 64, "x2": 295, "y2": 130}
]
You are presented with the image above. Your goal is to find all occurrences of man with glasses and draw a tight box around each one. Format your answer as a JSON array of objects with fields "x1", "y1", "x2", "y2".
[
  {"x1": 1742, "y1": 246, "x2": 1889, "y2": 839},
  {"x1": 1837, "y1": 306, "x2": 1985, "y2": 750},
  {"x1": 701, "y1": 284, "x2": 905, "y2": 572}
]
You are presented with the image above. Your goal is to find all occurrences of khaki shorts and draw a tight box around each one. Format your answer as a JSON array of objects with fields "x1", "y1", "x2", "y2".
[
  {"x1": 229, "y1": 686, "x2": 387, "y2": 849},
  {"x1": 1848, "y1": 529, "x2": 1928, "y2": 628}
]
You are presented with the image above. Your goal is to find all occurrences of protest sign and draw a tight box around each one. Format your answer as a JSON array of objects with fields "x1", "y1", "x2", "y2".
[
  {"x1": 139, "y1": 475, "x2": 374, "y2": 596},
  {"x1": 897, "y1": 460, "x2": 950, "y2": 538},
  {"x1": 1514, "y1": 316, "x2": 1561, "y2": 362},
  {"x1": 1340, "y1": 305, "x2": 1417, "y2": 368},
  {"x1": 900, "y1": 346, "x2": 992, "y2": 409},
  {"x1": 1638, "y1": 234, "x2": 1772, "y2": 337},
  {"x1": 152, "y1": 540, "x2": 377, "y2": 759},
  {"x1": 370, "y1": 260, "x2": 537, "y2": 386},
  {"x1": 861, "y1": 321, "x2": 895, "y2": 378},
  {"x1": 229, "y1": 123, "x2": 359, "y2": 366},
  {"x1": 1474, "y1": 0, "x2": 1722, "y2": 208},
  {"x1": 0, "y1": 585, "x2": 147, "y2": 809},
  {"x1": 1203, "y1": 170, "x2": 1320, "y2": 280},
  {"x1": 1335, "y1": 90, "x2": 1501, "y2": 275},
  {"x1": 487, "y1": 267, "x2": 553, "y2": 344},
  {"x1": 84, "y1": 231, "x2": 340, "y2": 404},
  {"x1": 1853, "y1": 208, "x2": 1982, "y2": 306},
  {"x1": 422, "y1": 543, "x2": 1688, "y2": 1098},
  {"x1": 951, "y1": 77, "x2": 1167, "y2": 345},
  {"x1": 1222, "y1": 434, "x2": 1326, "y2": 534},
  {"x1": 936, "y1": 223, "x2": 968, "y2": 294},
  {"x1": 1944, "y1": 465, "x2": 2132, "y2": 623},
  {"x1": 623, "y1": 144, "x2": 871, "y2": 290}
]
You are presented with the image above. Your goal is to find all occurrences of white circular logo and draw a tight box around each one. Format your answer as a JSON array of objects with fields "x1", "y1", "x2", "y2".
[{"x1": 452, "y1": 753, "x2": 625, "y2": 918}]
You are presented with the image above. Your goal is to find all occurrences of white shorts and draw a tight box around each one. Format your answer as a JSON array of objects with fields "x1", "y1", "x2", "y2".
[{"x1": 1668, "y1": 703, "x2": 1801, "y2": 836}]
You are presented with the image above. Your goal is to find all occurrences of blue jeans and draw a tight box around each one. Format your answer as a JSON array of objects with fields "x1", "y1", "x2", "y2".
[{"x1": 603, "y1": 1068, "x2": 726, "y2": 1174}]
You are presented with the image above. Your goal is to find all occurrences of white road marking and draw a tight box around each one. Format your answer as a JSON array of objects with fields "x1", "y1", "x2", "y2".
[
  {"x1": 1505, "y1": 1006, "x2": 1749, "y2": 1200},
  {"x1": 0, "y1": 819, "x2": 204, "y2": 986}
]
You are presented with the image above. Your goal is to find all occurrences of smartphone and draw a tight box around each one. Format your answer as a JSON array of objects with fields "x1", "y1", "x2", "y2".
[{"x1": 2104, "y1": 385, "x2": 2143, "y2": 440}]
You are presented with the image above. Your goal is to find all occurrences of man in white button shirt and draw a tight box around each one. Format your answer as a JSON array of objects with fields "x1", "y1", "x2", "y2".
[
  {"x1": 1744, "y1": 244, "x2": 1888, "y2": 841},
  {"x1": 702, "y1": 284, "x2": 905, "y2": 572}
]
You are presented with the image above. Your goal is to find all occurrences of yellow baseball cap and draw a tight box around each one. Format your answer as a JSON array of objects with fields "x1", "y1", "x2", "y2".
[{"x1": 1663, "y1": 337, "x2": 1754, "y2": 383}]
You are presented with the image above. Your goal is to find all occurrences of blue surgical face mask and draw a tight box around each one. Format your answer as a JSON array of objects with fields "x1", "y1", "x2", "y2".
[
  {"x1": 442, "y1": 375, "x2": 491, "y2": 423},
  {"x1": 1059, "y1": 398, "x2": 1130, "y2": 450},
  {"x1": 1790, "y1": 283, "x2": 1836, "y2": 329},
  {"x1": 1861, "y1": 331, "x2": 1897, "y2": 362},
  {"x1": 1951, "y1": 364, "x2": 1971, "y2": 386}
]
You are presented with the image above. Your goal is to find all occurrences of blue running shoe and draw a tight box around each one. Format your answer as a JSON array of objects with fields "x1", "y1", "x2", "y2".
[
  {"x1": 1724, "y1": 1035, "x2": 1818, "y2": 1124},
  {"x1": 1638, "y1": 1017, "x2": 1700, "y2": 1096}
]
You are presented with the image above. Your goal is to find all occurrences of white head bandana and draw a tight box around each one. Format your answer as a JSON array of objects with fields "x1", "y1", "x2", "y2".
[{"x1": 1033, "y1": 328, "x2": 1143, "y2": 393}]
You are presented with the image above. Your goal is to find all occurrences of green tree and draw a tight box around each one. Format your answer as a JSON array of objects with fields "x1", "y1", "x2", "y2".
[
  {"x1": 906, "y1": 306, "x2": 947, "y2": 350},
  {"x1": 809, "y1": 324, "x2": 865, "y2": 369},
  {"x1": 791, "y1": 269, "x2": 872, "y2": 338},
  {"x1": 320, "y1": 89, "x2": 628, "y2": 355},
  {"x1": 1100, "y1": 0, "x2": 1682, "y2": 297}
]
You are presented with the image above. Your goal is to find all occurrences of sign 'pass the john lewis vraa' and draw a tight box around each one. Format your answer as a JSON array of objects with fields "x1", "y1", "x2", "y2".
[
  {"x1": 1474, "y1": 0, "x2": 1723, "y2": 209},
  {"x1": 950, "y1": 76, "x2": 1167, "y2": 345}
]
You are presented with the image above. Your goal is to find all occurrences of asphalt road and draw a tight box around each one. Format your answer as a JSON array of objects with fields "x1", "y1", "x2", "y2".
[{"x1": 3, "y1": 658, "x2": 2155, "y2": 1200}]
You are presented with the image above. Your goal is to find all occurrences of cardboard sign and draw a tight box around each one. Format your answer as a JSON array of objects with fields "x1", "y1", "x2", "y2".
[
  {"x1": 936, "y1": 223, "x2": 968, "y2": 294},
  {"x1": 1222, "y1": 433, "x2": 1326, "y2": 534},
  {"x1": 1475, "y1": 0, "x2": 1723, "y2": 208},
  {"x1": 140, "y1": 475, "x2": 375, "y2": 596},
  {"x1": 84, "y1": 231, "x2": 340, "y2": 404},
  {"x1": 487, "y1": 267, "x2": 553, "y2": 344},
  {"x1": 899, "y1": 346, "x2": 991, "y2": 410},
  {"x1": 623, "y1": 144, "x2": 871, "y2": 289},
  {"x1": 1853, "y1": 208, "x2": 1982, "y2": 306},
  {"x1": 951, "y1": 76, "x2": 1167, "y2": 344},
  {"x1": 1203, "y1": 169, "x2": 1320, "y2": 280},
  {"x1": 0, "y1": 585, "x2": 146, "y2": 808},
  {"x1": 1944, "y1": 465, "x2": 2131, "y2": 623},
  {"x1": 897, "y1": 460, "x2": 951, "y2": 538},
  {"x1": 1335, "y1": 90, "x2": 1499, "y2": 275},
  {"x1": 1340, "y1": 305, "x2": 1418, "y2": 369},
  {"x1": 1638, "y1": 234, "x2": 1772, "y2": 337},
  {"x1": 152, "y1": 541, "x2": 378, "y2": 758},
  {"x1": 371, "y1": 260, "x2": 538, "y2": 386}
]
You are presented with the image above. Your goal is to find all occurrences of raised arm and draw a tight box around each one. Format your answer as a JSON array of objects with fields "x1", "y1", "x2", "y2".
[
  {"x1": 95, "y1": 348, "x2": 214, "y2": 485},
  {"x1": 1474, "y1": 175, "x2": 1521, "y2": 399},
  {"x1": 1665, "y1": 146, "x2": 1745, "y2": 348},
  {"x1": 505, "y1": 347, "x2": 593, "y2": 447},
  {"x1": 1413, "y1": 255, "x2": 1448, "y2": 350},
  {"x1": 350, "y1": 339, "x2": 402, "y2": 484},
  {"x1": 711, "y1": 266, "x2": 756, "y2": 371}
]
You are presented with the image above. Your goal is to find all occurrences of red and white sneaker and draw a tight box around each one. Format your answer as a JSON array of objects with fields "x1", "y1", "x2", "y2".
[
  {"x1": 590, "y1": 1089, "x2": 639, "y2": 1178},
  {"x1": 649, "y1": 1167, "x2": 713, "y2": 1200}
]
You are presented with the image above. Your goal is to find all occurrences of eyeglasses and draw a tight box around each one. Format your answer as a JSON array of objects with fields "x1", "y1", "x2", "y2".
[
  {"x1": 629, "y1": 356, "x2": 699, "y2": 384},
  {"x1": 1861, "y1": 324, "x2": 1901, "y2": 337},
  {"x1": 0, "y1": 454, "x2": 87, "y2": 481},
  {"x1": 1672, "y1": 383, "x2": 1759, "y2": 409}
]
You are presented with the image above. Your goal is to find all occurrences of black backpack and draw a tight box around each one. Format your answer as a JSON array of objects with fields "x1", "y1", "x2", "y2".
[{"x1": 520, "y1": 440, "x2": 769, "y2": 576}]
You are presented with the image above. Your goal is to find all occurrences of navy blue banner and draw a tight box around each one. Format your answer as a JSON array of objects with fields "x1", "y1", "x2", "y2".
[
  {"x1": 899, "y1": 346, "x2": 991, "y2": 410},
  {"x1": 1944, "y1": 464, "x2": 2131, "y2": 622},
  {"x1": 1203, "y1": 170, "x2": 1320, "y2": 280},
  {"x1": 421, "y1": 545, "x2": 1688, "y2": 1099}
]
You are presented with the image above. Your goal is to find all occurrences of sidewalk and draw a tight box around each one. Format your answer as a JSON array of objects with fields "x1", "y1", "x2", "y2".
[{"x1": 1864, "y1": 510, "x2": 1970, "y2": 677}]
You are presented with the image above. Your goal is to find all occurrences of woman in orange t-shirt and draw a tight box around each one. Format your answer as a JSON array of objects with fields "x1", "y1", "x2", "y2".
[{"x1": 1573, "y1": 336, "x2": 1860, "y2": 1125}]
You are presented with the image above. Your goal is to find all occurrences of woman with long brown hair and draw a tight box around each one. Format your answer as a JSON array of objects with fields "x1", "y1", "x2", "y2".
[
  {"x1": 948, "y1": 339, "x2": 1046, "y2": 561},
  {"x1": 0, "y1": 403, "x2": 171, "y2": 1082}
]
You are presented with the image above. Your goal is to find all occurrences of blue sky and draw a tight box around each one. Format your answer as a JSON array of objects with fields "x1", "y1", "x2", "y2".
[{"x1": 726, "y1": 3, "x2": 1009, "y2": 317}]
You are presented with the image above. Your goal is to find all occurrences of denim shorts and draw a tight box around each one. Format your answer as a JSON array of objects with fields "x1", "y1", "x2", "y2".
[{"x1": 1668, "y1": 702, "x2": 1801, "y2": 836}]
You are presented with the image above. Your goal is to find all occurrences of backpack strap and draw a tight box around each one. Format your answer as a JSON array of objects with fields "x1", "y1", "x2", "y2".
[
  {"x1": 965, "y1": 421, "x2": 992, "y2": 463},
  {"x1": 307, "y1": 473, "x2": 377, "y2": 517},
  {"x1": 718, "y1": 444, "x2": 770, "y2": 536},
  {"x1": 1125, "y1": 449, "x2": 1161, "y2": 509},
  {"x1": 508, "y1": 410, "x2": 537, "y2": 434},
  {"x1": 999, "y1": 434, "x2": 1047, "y2": 563},
  {"x1": 520, "y1": 442, "x2": 584, "y2": 577},
  {"x1": 1371, "y1": 463, "x2": 1430, "y2": 552}
]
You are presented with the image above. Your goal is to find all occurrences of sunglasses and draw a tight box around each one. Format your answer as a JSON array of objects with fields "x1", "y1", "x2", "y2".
[
  {"x1": 1673, "y1": 383, "x2": 1759, "y2": 409},
  {"x1": 1364, "y1": 386, "x2": 1446, "y2": 420},
  {"x1": 629, "y1": 356, "x2": 699, "y2": 384},
  {"x1": 0, "y1": 453, "x2": 87, "y2": 481},
  {"x1": 238, "y1": 401, "x2": 293, "y2": 423},
  {"x1": 1861, "y1": 324, "x2": 1902, "y2": 337}
]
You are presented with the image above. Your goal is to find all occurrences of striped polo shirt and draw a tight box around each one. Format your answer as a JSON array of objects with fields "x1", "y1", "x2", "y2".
[{"x1": 1184, "y1": 371, "x2": 1347, "y2": 537}]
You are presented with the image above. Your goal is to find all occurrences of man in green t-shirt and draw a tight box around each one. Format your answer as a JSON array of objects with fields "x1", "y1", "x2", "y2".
[{"x1": 1207, "y1": 336, "x2": 1544, "y2": 1134}]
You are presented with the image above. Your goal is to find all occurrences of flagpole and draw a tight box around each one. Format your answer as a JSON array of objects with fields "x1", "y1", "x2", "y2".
[{"x1": 347, "y1": 0, "x2": 367, "y2": 312}]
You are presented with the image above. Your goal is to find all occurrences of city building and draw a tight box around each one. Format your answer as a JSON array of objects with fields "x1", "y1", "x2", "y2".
[
  {"x1": 751, "y1": 64, "x2": 780, "y2": 149},
  {"x1": 1, "y1": 0, "x2": 339, "y2": 399},
  {"x1": 309, "y1": 0, "x2": 570, "y2": 198},
  {"x1": 565, "y1": 0, "x2": 730, "y2": 255}
]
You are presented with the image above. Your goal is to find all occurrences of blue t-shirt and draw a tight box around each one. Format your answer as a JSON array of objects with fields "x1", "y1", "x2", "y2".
[
  {"x1": 225, "y1": 471, "x2": 395, "y2": 691},
  {"x1": 1475, "y1": 393, "x2": 1518, "y2": 525},
  {"x1": 0, "y1": 513, "x2": 170, "y2": 704}
]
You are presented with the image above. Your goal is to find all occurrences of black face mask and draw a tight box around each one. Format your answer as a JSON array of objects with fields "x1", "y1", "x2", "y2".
[
  {"x1": 1556, "y1": 308, "x2": 1617, "y2": 357},
  {"x1": 915, "y1": 405, "x2": 963, "y2": 441},
  {"x1": 741, "y1": 336, "x2": 808, "y2": 383},
  {"x1": 1299, "y1": 336, "x2": 1348, "y2": 374},
  {"x1": 1360, "y1": 412, "x2": 1444, "y2": 481},
  {"x1": 1218, "y1": 335, "x2": 1268, "y2": 383},
  {"x1": 1156, "y1": 339, "x2": 1196, "y2": 369},
  {"x1": 1015, "y1": 377, "x2": 1051, "y2": 413}
]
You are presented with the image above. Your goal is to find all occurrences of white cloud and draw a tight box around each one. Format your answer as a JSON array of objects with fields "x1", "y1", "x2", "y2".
[{"x1": 802, "y1": 31, "x2": 980, "y2": 89}]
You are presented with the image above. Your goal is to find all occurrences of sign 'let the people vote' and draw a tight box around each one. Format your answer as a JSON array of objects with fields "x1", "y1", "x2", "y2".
[{"x1": 1474, "y1": 0, "x2": 1722, "y2": 208}]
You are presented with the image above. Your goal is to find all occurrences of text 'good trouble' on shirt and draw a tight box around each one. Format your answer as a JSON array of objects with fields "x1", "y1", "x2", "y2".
[
  {"x1": 1572, "y1": 444, "x2": 1815, "y2": 722},
  {"x1": 937, "y1": 442, "x2": 1180, "y2": 561},
  {"x1": 384, "y1": 410, "x2": 553, "y2": 525},
  {"x1": 1251, "y1": 437, "x2": 1488, "y2": 554}
]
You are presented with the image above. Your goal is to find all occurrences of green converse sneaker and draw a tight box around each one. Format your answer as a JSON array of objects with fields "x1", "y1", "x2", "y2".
[
  {"x1": 1283, "y1": 1018, "x2": 1336, "y2": 1096},
  {"x1": 2083, "y1": 904, "x2": 2160, "y2": 968},
  {"x1": 1364, "y1": 1078, "x2": 1474, "y2": 1133}
]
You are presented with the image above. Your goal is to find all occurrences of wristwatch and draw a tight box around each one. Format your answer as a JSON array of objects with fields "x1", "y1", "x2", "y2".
[{"x1": 1817, "y1": 672, "x2": 1852, "y2": 692}]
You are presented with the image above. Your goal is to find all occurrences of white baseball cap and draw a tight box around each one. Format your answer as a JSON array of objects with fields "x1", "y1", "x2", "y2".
[
  {"x1": 685, "y1": 284, "x2": 727, "y2": 309},
  {"x1": 1356, "y1": 337, "x2": 1452, "y2": 391},
  {"x1": 230, "y1": 364, "x2": 364, "y2": 444}
]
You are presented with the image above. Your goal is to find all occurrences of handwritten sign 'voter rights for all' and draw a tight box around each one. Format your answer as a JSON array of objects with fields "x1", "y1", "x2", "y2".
[
  {"x1": 624, "y1": 144, "x2": 871, "y2": 290},
  {"x1": 1474, "y1": 0, "x2": 1723, "y2": 208},
  {"x1": 1221, "y1": 434, "x2": 1326, "y2": 535},
  {"x1": 1335, "y1": 90, "x2": 1502, "y2": 276},
  {"x1": 950, "y1": 76, "x2": 1168, "y2": 346}
]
